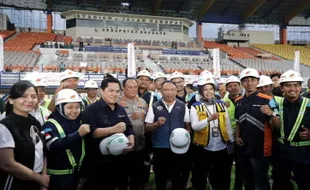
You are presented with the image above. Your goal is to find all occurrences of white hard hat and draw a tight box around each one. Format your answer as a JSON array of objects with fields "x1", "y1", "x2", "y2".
[
  {"x1": 169, "y1": 128, "x2": 191, "y2": 154},
  {"x1": 84, "y1": 80, "x2": 98, "y2": 89},
  {"x1": 225, "y1": 76, "x2": 240, "y2": 86},
  {"x1": 153, "y1": 72, "x2": 167, "y2": 81},
  {"x1": 55, "y1": 89, "x2": 82, "y2": 106},
  {"x1": 106, "y1": 133, "x2": 129, "y2": 156},
  {"x1": 137, "y1": 69, "x2": 152, "y2": 79},
  {"x1": 197, "y1": 74, "x2": 216, "y2": 86},
  {"x1": 199, "y1": 70, "x2": 214, "y2": 78},
  {"x1": 99, "y1": 137, "x2": 110, "y2": 155},
  {"x1": 217, "y1": 78, "x2": 227, "y2": 84},
  {"x1": 170, "y1": 71, "x2": 184, "y2": 80},
  {"x1": 60, "y1": 69, "x2": 80, "y2": 82},
  {"x1": 239, "y1": 68, "x2": 259, "y2": 80},
  {"x1": 257, "y1": 75, "x2": 273, "y2": 88},
  {"x1": 23, "y1": 75, "x2": 48, "y2": 87},
  {"x1": 279, "y1": 70, "x2": 303, "y2": 84}
]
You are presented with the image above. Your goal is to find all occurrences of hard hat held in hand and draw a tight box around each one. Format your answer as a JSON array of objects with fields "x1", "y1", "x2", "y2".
[
  {"x1": 99, "y1": 133, "x2": 129, "y2": 156},
  {"x1": 170, "y1": 71, "x2": 184, "y2": 80},
  {"x1": 257, "y1": 75, "x2": 273, "y2": 88},
  {"x1": 84, "y1": 80, "x2": 98, "y2": 89},
  {"x1": 240, "y1": 68, "x2": 259, "y2": 80},
  {"x1": 55, "y1": 89, "x2": 82, "y2": 106},
  {"x1": 137, "y1": 69, "x2": 152, "y2": 79},
  {"x1": 279, "y1": 70, "x2": 303, "y2": 84},
  {"x1": 197, "y1": 74, "x2": 216, "y2": 86},
  {"x1": 153, "y1": 72, "x2": 167, "y2": 81},
  {"x1": 169, "y1": 128, "x2": 191, "y2": 154},
  {"x1": 60, "y1": 69, "x2": 80, "y2": 82},
  {"x1": 225, "y1": 76, "x2": 240, "y2": 86}
]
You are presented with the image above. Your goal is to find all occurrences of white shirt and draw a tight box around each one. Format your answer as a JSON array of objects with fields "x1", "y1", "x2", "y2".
[
  {"x1": 190, "y1": 103, "x2": 233, "y2": 152},
  {"x1": 0, "y1": 124, "x2": 44, "y2": 173},
  {"x1": 145, "y1": 100, "x2": 190, "y2": 123},
  {"x1": 30, "y1": 108, "x2": 45, "y2": 126}
]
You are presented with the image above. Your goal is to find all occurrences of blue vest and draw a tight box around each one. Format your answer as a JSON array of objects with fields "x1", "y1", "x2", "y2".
[{"x1": 152, "y1": 99, "x2": 186, "y2": 148}]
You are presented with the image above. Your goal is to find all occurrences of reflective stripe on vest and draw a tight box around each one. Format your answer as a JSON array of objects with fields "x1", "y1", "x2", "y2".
[
  {"x1": 85, "y1": 96, "x2": 100, "y2": 106},
  {"x1": 46, "y1": 119, "x2": 85, "y2": 175},
  {"x1": 192, "y1": 102, "x2": 229, "y2": 146},
  {"x1": 149, "y1": 92, "x2": 154, "y2": 108},
  {"x1": 278, "y1": 98, "x2": 309, "y2": 145},
  {"x1": 222, "y1": 96, "x2": 236, "y2": 129},
  {"x1": 39, "y1": 106, "x2": 50, "y2": 123}
]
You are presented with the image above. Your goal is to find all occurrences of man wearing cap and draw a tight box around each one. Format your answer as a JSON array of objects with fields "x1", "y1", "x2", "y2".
[
  {"x1": 257, "y1": 75, "x2": 274, "y2": 96},
  {"x1": 117, "y1": 78, "x2": 148, "y2": 190},
  {"x1": 269, "y1": 70, "x2": 310, "y2": 190},
  {"x1": 136, "y1": 69, "x2": 158, "y2": 184},
  {"x1": 145, "y1": 81, "x2": 190, "y2": 190},
  {"x1": 222, "y1": 75, "x2": 243, "y2": 190},
  {"x1": 48, "y1": 69, "x2": 80, "y2": 112},
  {"x1": 235, "y1": 68, "x2": 274, "y2": 190},
  {"x1": 153, "y1": 72, "x2": 167, "y2": 100},
  {"x1": 83, "y1": 80, "x2": 100, "y2": 106},
  {"x1": 81, "y1": 76, "x2": 135, "y2": 190}
]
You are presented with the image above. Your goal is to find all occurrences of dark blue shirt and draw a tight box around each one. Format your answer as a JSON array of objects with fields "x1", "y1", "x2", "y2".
[{"x1": 138, "y1": 90, "x2": 158, "y2": 106}]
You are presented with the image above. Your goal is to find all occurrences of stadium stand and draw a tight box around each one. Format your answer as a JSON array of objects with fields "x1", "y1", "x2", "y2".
[
  {"x1": 204, "y1": 41, "x2": 253, "y2": 59},
  {"x1": 3, "y1": 51, "x2": 40, "y2": 72},
  {"x1": 0, "y1": 30, "x2": 16, "y2": 40},
  {"x1": 236, "y1": 47, "x2": 281, "y2": 60},
  {"x1": 231, "y1": 58, "x2": 283, "y2": 75},
  {"x1": 252, "y1": 44, "x2": 310, "y2": 66}
]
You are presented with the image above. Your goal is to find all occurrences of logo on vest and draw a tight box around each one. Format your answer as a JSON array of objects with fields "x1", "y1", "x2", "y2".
[{"x1": 157, "y1": 106, "x2": 163, "y2": 111}]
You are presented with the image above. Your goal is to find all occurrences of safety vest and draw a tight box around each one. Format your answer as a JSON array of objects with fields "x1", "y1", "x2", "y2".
[
  {"x1": 192, "y1": 102, "x2": 230, "y2": 146},
  {"x1": 39, "y1": 106, "x2": 51, "y2": 124},
  {"x1": 222, "y1": 96, "x2": 237, "y2": 130},
  {"x1": 46, "y1": 119, "x2": 85, "y2": 175},
  {"x1": 276, "y1": 97, "x2": 310, "y2": 146},
  {"x1": 84, "y1": 96, "x2": 100, "y2": 106},
  {"x1": 149, "y1": 91, "x2": 154, "y2": 108}
]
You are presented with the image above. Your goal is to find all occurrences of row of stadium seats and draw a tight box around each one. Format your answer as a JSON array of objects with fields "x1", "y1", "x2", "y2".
[
  {"x1": 232, "y1": 58, "x2": 284, "y2": 75},
  {"x1": 198, "y1": 60, "x2": 244, "y2": 75},
  {"x1": 236, "y1": 47, "x2": 281, "y2": 60},
  {"x1": 252, "y1": 44, "x2": 310, "y2": 66},
  {"x1": 204, "y1": 41, "x2": 253, "y2": 59},
  {"x1": 0, "y1": 30, "x2": 16, "y2": 40},
  {"x1": 3, "y1": 51, "x2": 40, "y2": 72},
  {"x1": 5, "y1": 32, "x2": 57, "y2": 52}
]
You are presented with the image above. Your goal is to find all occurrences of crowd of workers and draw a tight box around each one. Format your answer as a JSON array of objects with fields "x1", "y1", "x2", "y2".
[{"x1": 0, "y1": 66, "x2": 310, "y2": 190}]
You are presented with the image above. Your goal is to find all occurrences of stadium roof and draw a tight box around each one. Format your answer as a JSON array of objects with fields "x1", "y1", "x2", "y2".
[{"x1": 2, "y1": 0, "x2": 310, "y2": 25}]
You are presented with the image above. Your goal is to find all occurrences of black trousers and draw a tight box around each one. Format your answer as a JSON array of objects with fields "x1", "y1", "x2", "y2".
[
  {"x1": 231, "y1": 144, "x2": 243, "y2": 190},
  {"x1": 239, "y1": 151, "x2": 270, "y2": 190},
  {"x1": 152, "y1": 148, "x2": 189, "y2": 190},
  {"x1": 127, "y1": 150, "x2": 145, "y2": 190},
  {"x1": 192, "y1": 145, "x2": 232, "y2": 190},
  {"x1": 272, "y1": 157, "x2": 310, "y2": 190},
  {"x1": 84, "y1": 155, "x2": 128, "y2": 190}
]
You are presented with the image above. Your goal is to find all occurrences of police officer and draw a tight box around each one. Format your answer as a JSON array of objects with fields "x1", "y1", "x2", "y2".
[
  {"x1": 235, "y1": 68, "x2": 273, "y2": 190},
  {"x1": 118, "y1": 78, "x2": 148, "y2": 190},
  {"x1": 270, "y1": 70, "x2": 310, "y2": 190},
  {"x1": 145, "y1": 81, "x2": 190, "y2": 190},
  {"x1": 48, "y1": 69, "x2": 80, "y2": 112},
  {"x1": 82, "y1": 75, "x2": 135, "y2": 190},
  {"x1": 82, "y1": 80, "x2": 100, "y2": 106},
  {"x1": 43, "y1": 89, "x2": 90, "y2": 190}
]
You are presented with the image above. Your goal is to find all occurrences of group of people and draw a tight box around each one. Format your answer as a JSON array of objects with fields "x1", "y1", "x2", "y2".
[{"x1": 0, "y1": 67, "x2": 310, "y2": 190}]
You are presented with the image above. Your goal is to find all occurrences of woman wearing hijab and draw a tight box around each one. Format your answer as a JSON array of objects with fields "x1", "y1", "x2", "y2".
[{"x1": 190, "y1": 74, "x2": 234, "y2": 190}]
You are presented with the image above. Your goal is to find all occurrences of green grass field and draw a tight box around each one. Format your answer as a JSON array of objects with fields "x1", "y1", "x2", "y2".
[{"x1": 145, "y1": 165, "x2": 298, "y2": 190}]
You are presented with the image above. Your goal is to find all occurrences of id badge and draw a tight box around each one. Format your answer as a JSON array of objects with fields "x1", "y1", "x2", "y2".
[{"x1": 212, "y1": 127, "x2": 220, "y2": 137}]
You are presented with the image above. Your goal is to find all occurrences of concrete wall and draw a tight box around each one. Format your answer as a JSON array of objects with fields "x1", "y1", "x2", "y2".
[
  {"x1": 66, "y1": 26, "x2": 192, "y2": 42},
  {"x1": 0, "y1": 13, "x2": 7, "y2": 30},
  {"x1": 244, "y1": 31, "x2": 274, "y2": 44}
]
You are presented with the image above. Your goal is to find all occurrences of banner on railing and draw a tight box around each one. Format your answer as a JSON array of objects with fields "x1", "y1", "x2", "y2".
[
  {"x1": 213, "y1": 48, "x2": 221, "y2": 79},
  {"x1": 0, "y1": 36, "x2": 3, "y2": 72},
  {"x1": 127, "y1": 43, "x2": 136, "y2": 78},
  {"x1": 294, "y1": 50, "x2": 300, "y2": 73}
]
